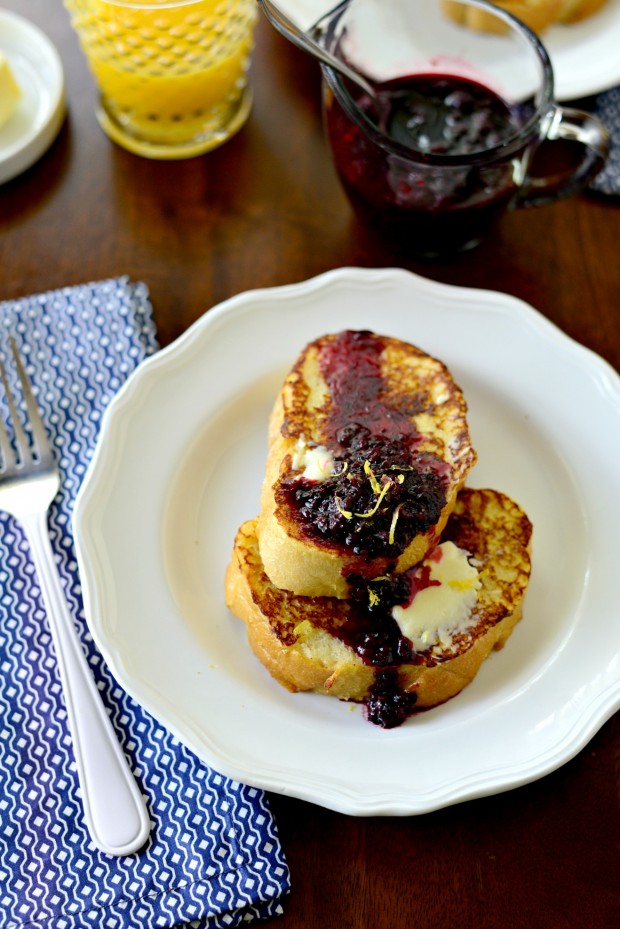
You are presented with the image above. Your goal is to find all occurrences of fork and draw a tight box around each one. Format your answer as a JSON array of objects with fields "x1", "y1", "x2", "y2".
[{"x1": 0, "y1": 338, "x2": 150, "y2": 856}]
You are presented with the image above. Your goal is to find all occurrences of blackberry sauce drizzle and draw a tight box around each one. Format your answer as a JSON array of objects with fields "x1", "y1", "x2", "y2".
[
  {"x1": 271, "y1": 537, "x2": 445, "y2": 729},
  {"x1": 276, "y1": 331, "x2": 449, "y2": 564},
  {"x1": 275, "y1": 331, "x2": 457, "y2": 728},
  {"x1": 367, "y1": 671, "x2": 419, "y2": 730},
  {"x1": 340, "y1": 562, "x2": 442, "y2": 728}
]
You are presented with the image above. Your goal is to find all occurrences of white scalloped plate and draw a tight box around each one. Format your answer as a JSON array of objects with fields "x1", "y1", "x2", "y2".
[
  {"x1": 74, "y1": 267, "x2": 620, "y2": 815},
  {"x1": 0, "y1": 9, "x2": 66, "y2": 185},
  {"x1": 277, "y1": 0, "x2": 620, "y2": 100}
]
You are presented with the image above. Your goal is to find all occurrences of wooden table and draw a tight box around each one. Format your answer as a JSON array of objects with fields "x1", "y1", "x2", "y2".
[{"x1": 2, "y1": 3, "x2": 619, "y2": 927}]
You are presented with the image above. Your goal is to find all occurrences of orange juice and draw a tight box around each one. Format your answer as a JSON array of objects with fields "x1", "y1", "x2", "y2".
[{"x1": 64, "y1": 0, "x2": 257, "y2": 157}]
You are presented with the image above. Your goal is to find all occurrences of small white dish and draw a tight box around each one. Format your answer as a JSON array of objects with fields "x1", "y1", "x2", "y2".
[
  {"x1": 0, "y1": 9, "x2": 66, "y2": 185},
  {"x1": 277, "y1": 0, "x2": 620, "y2": 100},
  {"x1": 73, "y1": 267, "x2": 620, "y2": 816}
]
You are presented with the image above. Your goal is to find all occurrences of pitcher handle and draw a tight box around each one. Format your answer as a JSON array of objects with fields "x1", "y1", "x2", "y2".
[{"x1": 516, "y1": 106, "x2": 609, "y2": 208}]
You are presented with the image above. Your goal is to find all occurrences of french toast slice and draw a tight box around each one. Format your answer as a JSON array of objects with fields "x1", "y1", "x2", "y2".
[
  {"x1": 441, "y1": 0, "x2": 563, "y2": 34},
  {"x1": 441, "y1": 0, "x2": 607, "y2": 33},
  {"x1": 226, "y1": 488, "x2": 533, "y2": 729},
  {"x1": 556, "y1": 0, "x2": 608, "y2": 22},
  {"x1": 256, "y1": 331, "x2": 477, "y2": 598}
]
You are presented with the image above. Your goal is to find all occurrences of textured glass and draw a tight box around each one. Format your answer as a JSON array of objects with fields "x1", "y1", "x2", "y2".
[{"x1": 64, "y1": 0, "x2": 257, "y2": 156}]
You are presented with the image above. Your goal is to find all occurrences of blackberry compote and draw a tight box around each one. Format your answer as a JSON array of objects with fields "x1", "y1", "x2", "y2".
[{"x1": 325, "y1": 72, "x2": 523, "y2": 255}]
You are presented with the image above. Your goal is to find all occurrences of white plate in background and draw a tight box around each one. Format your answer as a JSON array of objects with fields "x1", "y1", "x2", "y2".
[
  {"x1": 0, "y1": 9, "x2": 65, "y2": 185},
  {"x1": 74, "y1": 267, "x2": 620, "y2": 815},
  {"x1": 274, "y1": 0, "x2": 620, "y2": 100}
]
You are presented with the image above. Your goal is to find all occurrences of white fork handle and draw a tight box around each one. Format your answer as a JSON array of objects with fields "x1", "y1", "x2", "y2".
[{"x1": 20, "y1": 510, "x2": 151, "y2": 857}]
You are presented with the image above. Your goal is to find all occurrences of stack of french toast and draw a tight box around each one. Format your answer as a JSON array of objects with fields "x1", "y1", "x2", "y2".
[
  {"x1": 442, "y1": 0, "x2": 609, "y2": 34},
  {"x1": 225, "y1": 331, "x2": 533, "y2": 728}
]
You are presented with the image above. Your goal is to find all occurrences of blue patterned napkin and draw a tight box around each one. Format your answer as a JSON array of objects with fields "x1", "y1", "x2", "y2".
[
  {"x1": 590, "y1": 86, "x2": 620, "y2": 196},
  {"x1": 0, "y1": 279, "x2": 290, "y2": 929}
]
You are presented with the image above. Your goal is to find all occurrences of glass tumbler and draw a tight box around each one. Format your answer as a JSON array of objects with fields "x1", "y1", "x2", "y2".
[{"x1": 64, "y1": 0, "x2": 258, "y2": 158}]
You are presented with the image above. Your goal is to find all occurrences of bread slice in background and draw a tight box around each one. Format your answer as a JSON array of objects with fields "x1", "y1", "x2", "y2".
[
  {"x1": 226, "y1": 487, "x2": 533, "y2": 728},
  {"x1": 442, "y1": 0, "x2": 562, "y2": 33},
  {"x1": 557, "y1": 0, "x2": 608, "y2": 22},
  {"x1": 256, "y1": 331, "x2": 477, "y2": 599},
  {"x1": 441, "y1": 0, "x2": 607, "y2": 33}
]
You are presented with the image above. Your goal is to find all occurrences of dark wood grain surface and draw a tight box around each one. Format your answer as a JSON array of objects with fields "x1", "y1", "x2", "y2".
[{"x1": 1, "y1": 3, "x2": 619, "y2": 927}]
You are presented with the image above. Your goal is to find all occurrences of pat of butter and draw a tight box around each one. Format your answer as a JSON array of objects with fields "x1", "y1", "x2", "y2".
[
  {"x1": 0, "y1": 52, "x2": 21, "y2": 129},
  {"x1": 291, "y1": 436, "x2": 336, "y2": 481},
  {"x1": 393, "y1": 541, "x2": 481, "y2": 653}
]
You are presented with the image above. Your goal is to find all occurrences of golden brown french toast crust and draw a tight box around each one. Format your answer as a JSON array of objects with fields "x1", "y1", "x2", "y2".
[
  {"x1": 226, "y1": 488, "x2": 533, "y2": 728},
  {"x1": 441, "y1": 0, "x2": 609, "y2": 34},
  {"x1": 267, "y1": 331, "x2": 476, "y2": 573}
]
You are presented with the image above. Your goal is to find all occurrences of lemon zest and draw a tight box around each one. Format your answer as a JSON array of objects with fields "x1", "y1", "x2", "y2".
[
  {"x1": 335, "y1": 462, "x2": 396, "y2": 521},
  {"x1": 354, "y1": 479, "x2": 392, "y2": 518},
  {"x1": 293, "y1": 619, "x2": 313, "y2": 637},
  {"x1": 335, "y1": 498, "x2": 353, "y2": 519},
  {"x1": 448, "y1": 577, "x2": 480, "y2": 592},
  {"x1": 388, "y1": 504, "x2": 401, "y2": 545},
  {"x1": 364, "y1": 460, "x2": 382, "y2": 495}
]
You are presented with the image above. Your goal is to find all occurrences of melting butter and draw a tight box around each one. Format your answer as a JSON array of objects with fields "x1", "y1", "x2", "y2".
[
  {"x1": 0, "y1": 53, "x2": 21, "y2": 128},
  {"x1": 291, "y1": 436, "x2": 336, "y2": 481},
  {"x1": 393, "y1": 541, "x2": 480, "y2": 653}
]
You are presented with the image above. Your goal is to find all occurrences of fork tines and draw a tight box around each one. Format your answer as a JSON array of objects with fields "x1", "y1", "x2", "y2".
[{"x1": 0, "y1": 338, "x2": 53, "y2": 472}]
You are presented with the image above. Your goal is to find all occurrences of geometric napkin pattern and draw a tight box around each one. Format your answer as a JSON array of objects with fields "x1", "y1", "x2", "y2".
[
  {"x1": 590, "y1": 84, "x2": 620, "y2": 196},
  {"x1": 0, "y1": 279, "x2": 290, "y2": 929}
]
